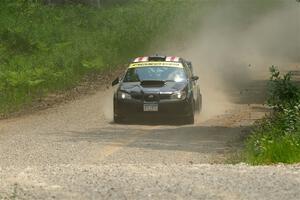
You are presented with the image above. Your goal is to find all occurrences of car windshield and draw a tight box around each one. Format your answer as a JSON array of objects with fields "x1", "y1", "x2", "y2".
[{"x1": 123, "y1": 66, "x2": 187, "y2": 82}]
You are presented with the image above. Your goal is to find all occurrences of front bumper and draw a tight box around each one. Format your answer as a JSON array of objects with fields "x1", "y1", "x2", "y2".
[{"x1": 114, "y1": 98, "x2": 192, "y2": 119}]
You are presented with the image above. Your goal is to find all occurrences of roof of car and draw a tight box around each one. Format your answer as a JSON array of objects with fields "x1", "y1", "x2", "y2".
[{"x1": 129, "y1": 55, "x2": 185, "y2": 69}]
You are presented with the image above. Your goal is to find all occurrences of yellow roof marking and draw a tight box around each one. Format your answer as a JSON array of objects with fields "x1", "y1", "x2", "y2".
[{"x1": 129, "y1": 62, "x2": 183, "y2": 68}]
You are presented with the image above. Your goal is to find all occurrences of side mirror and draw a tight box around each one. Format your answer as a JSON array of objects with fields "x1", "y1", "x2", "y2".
[
  {"x1": 191, "y1": 76, "x2": 199, "y2": 81},
  {"x1": 112, "y1": 77, "x2": 119, "y2": 86}
]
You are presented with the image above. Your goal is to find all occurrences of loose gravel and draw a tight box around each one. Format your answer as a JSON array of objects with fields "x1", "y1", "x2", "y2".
[
  {"x1": 1, "y1": 78, "x2": 299, "y2": 199},
  {"x1": 0, "y1": 164, "x2": 299, "y2": 200}
]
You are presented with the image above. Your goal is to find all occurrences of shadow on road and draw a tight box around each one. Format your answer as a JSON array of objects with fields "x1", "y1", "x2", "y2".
[
  {"x1": 58, "y1": 124, "x2": 251, "y2": 154},
  {"x1": 109, "y1": 119, "x2": 195, "y2": 126}
]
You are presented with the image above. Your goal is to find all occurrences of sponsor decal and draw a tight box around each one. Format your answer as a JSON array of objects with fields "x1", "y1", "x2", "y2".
[
  {"x1": 129, "y1": 62, "x2": 183, "y2": 68},
  {"x1": 166, "y1": 56, "x2": 180, "y2": 62},
  {"x1": 133, "y1": 57, "x2": 149, "y2": 62}
]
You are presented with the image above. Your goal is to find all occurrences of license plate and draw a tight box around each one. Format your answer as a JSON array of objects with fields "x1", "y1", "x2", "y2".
[{"x1": 143, "y1": 104, "x2": 158, "y2": 112}]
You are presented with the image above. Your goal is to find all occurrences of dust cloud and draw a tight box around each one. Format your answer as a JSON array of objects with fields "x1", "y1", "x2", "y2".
[
  {"x1": 101, "y1": 88, "x2": 115, "y2": 122},
  {"x1": 161, "y1": 1, "x2": 300, "y2": 120},
  {"x1": 102, "y1": 1, "x2": 299, "y2": 122}
]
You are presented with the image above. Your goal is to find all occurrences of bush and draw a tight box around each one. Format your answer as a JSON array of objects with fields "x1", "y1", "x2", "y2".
[
  {"x1": 245, "y1": 66, "x2": 300, "y2": 164},
  {"x1": 268, "y1": 66, "x2": 300, "y2": 111}
]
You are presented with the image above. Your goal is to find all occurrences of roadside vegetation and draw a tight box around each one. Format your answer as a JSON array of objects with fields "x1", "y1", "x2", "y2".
[
  {"x1": 245, "y1": 66, "x2": 300, "y2": 164},
  {"x1": 0, "y1": 0, "x2": 282, "y2": 116},
  {"x1": 0, "y1": 0, "x2": 206, "y2": 115}
]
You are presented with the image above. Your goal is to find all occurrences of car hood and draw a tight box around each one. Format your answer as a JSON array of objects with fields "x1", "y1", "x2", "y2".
[{"x1": 119, "y1": 81, "x2": 187, "y2": 94}]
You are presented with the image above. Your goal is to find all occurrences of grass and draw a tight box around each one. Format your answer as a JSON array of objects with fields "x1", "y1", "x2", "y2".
[
  {"x1": 0, "y1": 0, "x2": 192, "y2": 114},
  {"x1": 0, "y1": 0, "x2": 283, "y2": 115},
  {"x1": 244, "y1": 67, "x2": 300, "y2": 165},
  {"x1": 245, "y1": 119, "x2": 300, "y2": 164}
]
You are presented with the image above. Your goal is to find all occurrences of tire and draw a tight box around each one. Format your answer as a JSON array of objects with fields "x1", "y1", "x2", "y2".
[
  {"x1": 186, "y1": 114, "x2": 195, "y2": 124},
  {"x1": 185, "y1": 99, "x2": 195, "y2": 124},
  {"x1": 114, "y1": 115, "x2": 123, "y2": 124},
  {"x1": 195, "y1": 90, "x2": 202, "y2": 113},
  {"x1": 113, "y1": 98, "x2": 122, "y2": 123},
  {"x1": 198, "y1": 93, "x2": 202, "y2": 113}
]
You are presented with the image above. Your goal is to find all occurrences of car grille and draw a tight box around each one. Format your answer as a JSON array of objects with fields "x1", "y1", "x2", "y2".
[
  {"x1": 131, "y1": 93, "x2": 143, "y2": 100},
  {"x1": 159, "y1": 93, "x2": 172, "y2": 100},
  {"x1": 131, "y1": 93, "x2": 172, "y2": 101}
]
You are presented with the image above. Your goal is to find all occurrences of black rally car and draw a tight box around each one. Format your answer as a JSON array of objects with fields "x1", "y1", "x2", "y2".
[{"x1": 111, "y1": 55, "x2": 202, "y2": 124}]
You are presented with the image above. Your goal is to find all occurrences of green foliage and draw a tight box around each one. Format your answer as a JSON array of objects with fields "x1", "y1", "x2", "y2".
[
  {"x1": 246, "y1": 129, "x2": 300, "y2": 164},
  {"x1": 0, "y1": 0, "x2": 284, "y2": 115},
  {"x1": 245, "y1": 67, "x2": 300, "y2": 164},
  {"x1": 0, "y1": 29, "x2": 38, "y2": 54},
  {"x1": 0, "y1": 0, "x2": 201, "y2": 114},
  {"x1": 268, "y1": 66, "x2": 300, "y2": 110}
]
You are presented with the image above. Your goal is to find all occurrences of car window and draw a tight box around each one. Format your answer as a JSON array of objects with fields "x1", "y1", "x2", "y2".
[{"x1": 123, "y1": 66, "x2": 187, "y2": 82}]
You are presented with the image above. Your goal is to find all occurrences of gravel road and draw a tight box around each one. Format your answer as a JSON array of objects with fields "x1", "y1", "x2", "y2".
[{"x1": 0, "y1": 76, "x2": 299, "y2": 199}]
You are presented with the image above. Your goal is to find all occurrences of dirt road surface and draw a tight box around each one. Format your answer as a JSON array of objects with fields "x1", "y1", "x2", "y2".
[{"x1": 0, "y1": 75, "x2": 300, "y2": 200}]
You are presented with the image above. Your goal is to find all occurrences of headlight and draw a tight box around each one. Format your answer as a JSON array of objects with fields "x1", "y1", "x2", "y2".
[
  {"x1": 118, "y1": 91, "x2": 131, "y2": 100},
  {"x1": 170, "y1": 91, "x2": 186, "y2": 100}
]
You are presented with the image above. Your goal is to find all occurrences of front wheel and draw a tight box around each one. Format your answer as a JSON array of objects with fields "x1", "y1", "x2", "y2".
[
  {"x1": 195, "y1": 91, "x2": 202, "y2": 113},
  {"x1": 113, "y1": 98, "x2": 123, "y2": 124},
  {"x1": 185, "y1": 114, "x2": 195, "y2": 124},
  {"x1": 114, "y1": 115, "x2": 124, "y2": 124},
  {"x1": 184, "y1": 99, "x2": 195, "y2": 124}
]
